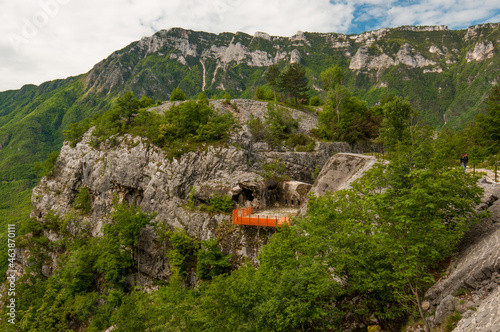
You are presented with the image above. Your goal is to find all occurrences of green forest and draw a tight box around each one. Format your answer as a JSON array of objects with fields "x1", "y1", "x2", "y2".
[{"x1": 0, "y1": 55, "x2": 499, "y2": 331}]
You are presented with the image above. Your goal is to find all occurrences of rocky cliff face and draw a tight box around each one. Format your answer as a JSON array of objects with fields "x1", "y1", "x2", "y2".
[
  {"x1": 22, "y1": 98, "x2": 500, "y2": 329},
  {"x1": 298, "y1": 153, "x2": 377, "y2": 216},
  {"x1": 424, "y1": 179, "x2": 500, "y2": 331},
  {"x1": 28, "y1": 100, "x2": 349, "y2": 286}
]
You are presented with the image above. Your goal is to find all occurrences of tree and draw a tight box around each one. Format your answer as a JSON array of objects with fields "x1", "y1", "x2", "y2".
[
  {"x1": 197, "y1": 91, "x2": 209, "y2": 105},
  {"x1": 320, "y1": 65, "x2": 345, "y2": 122},
  {"x1": 111, "y1": 202, "x2": 154, "y2": 280},
  {"x1": 265, "y1": 64, "x2": 281, "y2": 101},
  {"x1": 319, "y1": 65, "x2": 344, "y2": 91},
  {"x1": 317, "y1": 91, "x2": 380, "y2": 144},
  {"x1": 303, "y1": 159, "x2": 484, "y2": 331},
  {"x1": 264, "y1": 103, "x2": 299, "y2": 141},
  {"x1": 169, "y1": 87, "x2": 187, "y2": 101},
  {"x1": 196, "y1": 239, "x2": 232, "y2": 280},
  {"x1": 474, "y1": 82, "x2": 500, "y2": 156},
  {"x1": 222, "y1": 90, "x2": 231, "y2": 102},
  {"x1": 113, "y1": 92, "x2": 154, "y2": 126},
  {"x1": 306, "y1": 104, "x2": 487, "y2": 331},
  {"x1": 278, "y1": 63, "x2": 309, "y2": 105},
  {"x1": 165, "y1": 228, "x2": 199, "y2": 280},
  {"x1": 116, "y1": 92, "x2": 140, "y2": 125},
  {"x1": 379, "y1": 96, "x2": 416, "y2": 152}
]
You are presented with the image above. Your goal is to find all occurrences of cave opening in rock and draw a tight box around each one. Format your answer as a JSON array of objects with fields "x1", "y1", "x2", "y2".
[{"x1": 241, "y1": 187, "x2": 254, "y2": 202}]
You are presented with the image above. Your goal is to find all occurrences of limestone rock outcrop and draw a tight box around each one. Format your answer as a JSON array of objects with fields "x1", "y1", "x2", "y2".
[
  {"x1": 424, "y1": 180, "x2": 500, "y2": 329},
  {"x1": 28, "y1": 101, "x2": 350, "y2": 285},
  {"x1": 298, "y1": 153, "x2": 377, "y2": 216}
]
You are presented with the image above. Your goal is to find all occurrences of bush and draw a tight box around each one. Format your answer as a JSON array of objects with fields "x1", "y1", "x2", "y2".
[
  {"x1": 309, "y1": 95, "x2": 321, "y2": 106},
  {"x1": 34, "y1": 151, "x2": 60, "y2": 178},
  {"x1": 222, "y1": 91, "x2": 231, "y2": 103},
  {"x1": 207, "y1": 193, "x2": 234, "y2": 213},
  {"x1": 160, "y1": 100, "x2": 235, "y2": 143},
  {"x1": 166, "y1": 228, "x2": 199, "y2": 278},
  {"x1": 255, "y1": 86, "x2": 273, "y2": 101},
  {"x1": 247, "y1": 114, "x2": 268, "y2": 141},
  {"x1": 169, "y1": 87, "x2": 187, "y2": 101},
  {"x1": 262, "y1": 161, "x2": 289, "y2": 181},
  {"x1": 264, "y1": 103, "x2": 299, "y2": 139},
  {"x1": 443, "y1": 312, "x2": 462, "y2": 332},
  {"x1": 255, "y1": 86, "x2": 267, "y2": 100},
  {"x1": 285, "y1": 133, "x2": 315, "y2": 151},
  {"x1": 63, "y1": 118, "x2": 92, "y2": 147},
  {"x1": 73, "y1": 187, "x2": 92, "y2": 215},
  {"x1": 63, "y1": 92, "x2": 236, "y2": 159},
  {"x1": 197, "y1": 239, "x2": 232, "y2": 280}
]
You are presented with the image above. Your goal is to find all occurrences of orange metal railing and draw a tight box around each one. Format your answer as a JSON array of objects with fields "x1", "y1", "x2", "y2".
[{"x1": 232, "y1": 207, "x2": 290, "y2": 227}]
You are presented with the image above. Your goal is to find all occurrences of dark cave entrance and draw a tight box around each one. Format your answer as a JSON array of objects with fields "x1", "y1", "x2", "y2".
[{"x1": 241, "y1": 187, "x2": 254, "y2": 202}]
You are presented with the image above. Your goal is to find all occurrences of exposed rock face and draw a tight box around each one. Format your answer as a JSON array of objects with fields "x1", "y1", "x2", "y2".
[
  {"x1": 290, "y1": 49, "x2": 302, "y2": 64},
  {"x1": 254, "y1": 31, "x2": 271, "y2": 41},
  {"x1": 400, "y1": 25, "x2": 448, "y2": 32},
  {"x1": 28, "y1": 102, "x2": 350, "y2": 285},
  {"x1": 278, "y1": 181, "x2": 312, "y2": 208},
  {"x1": 349, "y1": 28, "x2": 390, "y2": 45},
  {"x1": 453, "y1": 286, "x2": 500, "y2": 331},
  {"x1": 464, "y1": 23, "x2": 500, "y2": 41},
  {"x1": 298, "y1": 153, "x2": 377, "y2": 216},
  {"x1": 83, "y1": 23, "x2": 500, "y2": 95},
  {"x1": 466, "y1": 41, "x2": 495, "y2": 62},
  {"x1": 424, "y1": 180, "x2": 500, "y2": 329},
  {"x1": 349, "y1": 43, "x2": 436, "y2": 70}
]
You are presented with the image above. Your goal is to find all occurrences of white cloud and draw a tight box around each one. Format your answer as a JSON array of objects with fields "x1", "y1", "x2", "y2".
[
  {"x1": 385, "y1": 0, "x2": 500, "y2": 28},
  {"x1": 0, "y1": 0, "x2": 498, "y2": 91}
]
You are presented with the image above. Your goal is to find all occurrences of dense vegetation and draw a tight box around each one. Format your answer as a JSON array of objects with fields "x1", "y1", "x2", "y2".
[
  {"x1": 1, "y1": 25, "x2": 499, "y2": 254},
  {"x1": 0, "y1": 24, "x2": 499, "y2": 331},
  {"x1": 1, "y1": 81, "x2": 498, "y2": 331},
  {"x1": 64, "y1": 91, "x2": 235, "y2": 158}
]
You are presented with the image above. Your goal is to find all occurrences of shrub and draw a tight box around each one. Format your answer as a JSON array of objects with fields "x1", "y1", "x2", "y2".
[
  {"x1": 264, "y1": 103, "x2": 299, "y2": 139},
  {"x1": 443, "y1": 312, "x2": 462, "y2": 332},
  {"x1": 207, "y1": 193, "x2": 234, "y2": 213},
  {"x1": 63, "y1": 118, "x2": 92, "y2": 147},
  {"x1": 34, "y1": 151, "x2": 60, "y2": 178},
  {"x1": 222, "y1": 91, "x2": 231, "y2": 103},
  {"x1": 169, "y1": 87, "x2": 187, "y2": 101},
  {"x1": 262, "y1": 161, "x2": 289, "y2": 181},
  {"x1": 166, "y1": 228, "x2": 199, "y2": 278},
  {"x1": 197, "y1": 239, "x2": 232, "y2": 280},
  {"x1": 247, "y1": 114, "x2": 268, "y2": 141},
  {"x1": 73, "y1": 187, "x2": 92, "y2": 215},
  {"x1": 255, "y1": 86, "x2": 267, "y2": 100},
  {"x1": 309, "y1": 95, "x2": 321, "y2": 106},
  {"x1": 285, "y1": 133, "x2": 315, "y2": 151}
]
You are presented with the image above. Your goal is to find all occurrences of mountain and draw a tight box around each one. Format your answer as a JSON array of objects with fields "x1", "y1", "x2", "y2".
[
  {"x1": 2, "y1": 23, "x2": 500, "y2": 330},
  {"x1": 0, "y1": 23, "x2": 498, "y2": 222}
]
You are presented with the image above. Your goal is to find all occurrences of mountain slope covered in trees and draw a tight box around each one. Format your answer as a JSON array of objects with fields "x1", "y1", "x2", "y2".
[{"x1": 0, "y1": 23, "x2": 499, "y2": 273}]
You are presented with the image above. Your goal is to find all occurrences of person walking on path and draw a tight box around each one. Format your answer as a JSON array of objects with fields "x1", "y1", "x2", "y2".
[{"x1": 460, "y1": 153, "x2": 468, "y2": 174}]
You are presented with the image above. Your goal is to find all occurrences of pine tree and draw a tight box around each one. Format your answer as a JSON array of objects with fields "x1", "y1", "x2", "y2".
[
  {"x1": 265, "y1": 64, "x2": 280, "y2": 102},
  {"x1": 278, "y1": 63, "x2": 309, "y2": 105}
]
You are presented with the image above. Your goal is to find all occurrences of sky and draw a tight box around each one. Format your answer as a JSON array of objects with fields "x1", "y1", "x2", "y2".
[{"x1": 1, "y1": 0, "x2": 499, "y2": 92}]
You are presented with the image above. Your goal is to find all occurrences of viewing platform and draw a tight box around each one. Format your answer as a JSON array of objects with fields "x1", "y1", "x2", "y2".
[{"x1": 232, "y1": 207, "x2": 293, "y2": 227}]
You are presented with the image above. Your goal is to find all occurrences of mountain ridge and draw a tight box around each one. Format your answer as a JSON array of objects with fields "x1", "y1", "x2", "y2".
[{"x1": 0, "y1": 23, "x2": 499, "y2": 186}]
